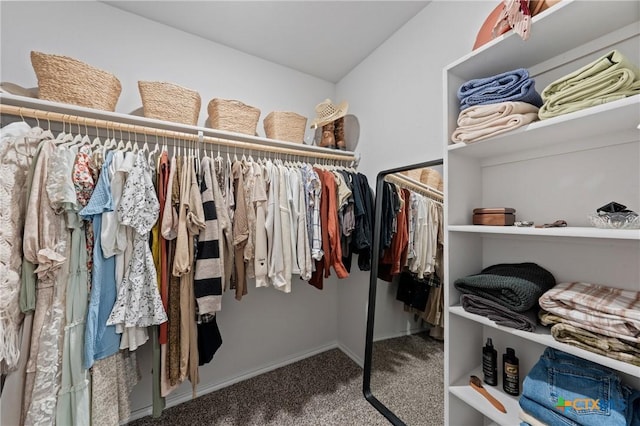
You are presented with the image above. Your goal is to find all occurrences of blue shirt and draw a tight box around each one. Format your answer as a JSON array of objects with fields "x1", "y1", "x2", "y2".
[{"x1": 79, "y1": 151, "x2": 120, "y2": 368}]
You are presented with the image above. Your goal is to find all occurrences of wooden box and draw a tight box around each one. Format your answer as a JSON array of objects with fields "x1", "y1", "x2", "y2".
[{"x1": 472, "y1": 208, "x2": 516, "y2": 226}]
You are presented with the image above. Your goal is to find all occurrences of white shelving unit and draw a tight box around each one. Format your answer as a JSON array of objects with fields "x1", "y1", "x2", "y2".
[{"x1": 443, "y1": 2, "x2": 640, "y2": 425}]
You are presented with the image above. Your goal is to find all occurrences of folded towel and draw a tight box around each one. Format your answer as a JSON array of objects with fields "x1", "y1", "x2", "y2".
[
  {"x1": 458, "y1": 68, "x2": 543, "y2": 110},
  {"x1": 538, "y1": 282, "x2": 640, "y2": 343},
  {"x1": 461, "y1": 294, "x2": 537, "y2": 331},
  {"x1": 539, "y1": 312, "x2": 640, "y2": 366},
  {"x1": 451, "y1": 101, "x2": 539, "y2": 143},
  {"x1": 454, "y1": 262, "x2": 556, "y2": 312},
  {"x1": 539, "y1": 50, "x2": 640, "y2": 119}
]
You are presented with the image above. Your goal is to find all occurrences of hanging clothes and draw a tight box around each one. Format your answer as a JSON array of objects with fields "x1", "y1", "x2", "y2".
[
  {"x1": 53, "y1": 143, "x2": 91, "y2": 426},
  {"x1": 252, "y1": 162, "x2": 269, "y2": 288},
  {"x1": 106, "y1": 151, "x2": 166, "y2": 330},
  {"x1": 0, "y1": 122, "x2": 40, "y2": 373},
  {"x1": 160, "y1": 154, "x2": 180, "y2": 395},
  {"x1": 231, "y1": 160, "x2": 249, "y2": 299},
  {"x1": 194, "y1": 156, "x2": 223, "y2": 366},
  {"x1": 22, "y1": 138, "x2": 68, "y2": 426},
  {"x1": 1, "y1": 112, "x2": 372, "y2": 425},
  {"x1": 309, "y1": 168, "x2": 349, "y2": 289},
  {"x1": 80, "y1": 150, "x2": 120, "y2": 369}
]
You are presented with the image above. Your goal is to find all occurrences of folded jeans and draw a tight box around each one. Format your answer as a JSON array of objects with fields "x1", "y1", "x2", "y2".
[{"x1": 521, "y1": 347, "x2": 640, "y2": 426}]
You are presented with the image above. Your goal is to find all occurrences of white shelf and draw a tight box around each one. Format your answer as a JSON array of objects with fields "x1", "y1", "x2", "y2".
[
  {"x1": 449, "y1": 306, "x2": 640, "y2": 378},
  {"x1": 0, "y1": 93, "x2": 358, "y2": 160},
  {"x1": 447, "y1": 225, "x2": 640, "y2": 240},
  {"x1": 445, "y1": 0, "x2": 640, "y2": 80},
  {"x1": 444, "y1": 2, "x2": 640, "y2": 424},
  {"x1": 449, "y1": 365, "x2": 521, "y2": 426},
  {"x1": 448, "y1": 95, "x2": 640, "y2": 160}
]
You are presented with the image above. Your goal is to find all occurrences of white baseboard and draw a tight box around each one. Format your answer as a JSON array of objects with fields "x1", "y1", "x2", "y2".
[
  {"x1": 127, "y1": 341, "x2": 339, "y2": 422},
  {"x1": 336, "y1": 342, "x2": 364, "y2": 368},
  {"x1": 372, "y1": 326, "x2": 428, "y2": 343}
]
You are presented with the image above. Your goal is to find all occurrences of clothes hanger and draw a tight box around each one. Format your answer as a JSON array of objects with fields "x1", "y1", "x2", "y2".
[
  {"x1": 61, "y1": 121, "x2": 83, "y2": 149},
  {"x1": 80, "y1": 121, "x2": 91, "y2": 147},
  {"x1": 12, "y1": 108, "x2": 32, "y2": 158},
  {"x1": 40, "y1": 112, "x2": 54, "y2": 140},
  {"x1": 55, "y1": 115, "x2": 73, "y2": 144},
  {"x1": 104, "y1": 123, "x2": 117, "y2": 155},
  {"x1": 123, "y1": 128, "x2": 134, "y2": 152},
  {"x1": 132, "y1": 128, "x2": 140, "y2": 153},
  {"x1": 90, "y1": 122, "x2": 101, "y2": 149},
  {"x1": 116, "y1": 128, "x2": 126, "y2": 151}
]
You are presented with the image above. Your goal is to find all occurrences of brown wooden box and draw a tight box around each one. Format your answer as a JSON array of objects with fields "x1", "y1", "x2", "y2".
[{"x1": 472, "y1": 208, "x2": 516, "y2": 226}]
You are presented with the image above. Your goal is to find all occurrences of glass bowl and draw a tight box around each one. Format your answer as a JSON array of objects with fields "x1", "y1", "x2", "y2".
[{"x1": 588, "y1": 212, "x2": 640, "y2": 229}]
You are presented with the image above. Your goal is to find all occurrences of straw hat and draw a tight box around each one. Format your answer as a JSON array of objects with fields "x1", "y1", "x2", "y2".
[{"x1": 310, "y1": 98, "x2": 349, "y2": 129}]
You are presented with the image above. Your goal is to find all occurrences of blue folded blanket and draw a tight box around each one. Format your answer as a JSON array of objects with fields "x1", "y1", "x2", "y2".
[{"x1": 458, "y1": 68, "x2": 543, "y2": 110}]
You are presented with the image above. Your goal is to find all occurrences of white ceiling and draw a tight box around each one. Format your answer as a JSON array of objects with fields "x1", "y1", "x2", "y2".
[{"x1": 103, "y1": 1, "x2": 430, "y2": 83}]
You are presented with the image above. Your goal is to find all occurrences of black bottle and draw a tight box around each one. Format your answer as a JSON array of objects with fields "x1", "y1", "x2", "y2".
[
  {"x1": 503, "y1": 347, "x2": 520, "y2": 396},
  {"x1": 482, "y1": 338, "x2": 497, "y2": 386}
]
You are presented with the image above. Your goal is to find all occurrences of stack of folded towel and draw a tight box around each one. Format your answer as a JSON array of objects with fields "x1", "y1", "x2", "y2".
[
  {"x1": 452, "y1": 68, "x2": 543, "y2": 143},
  {"x1": 539, "y1": 50, "x2": 640, "y2": 119},
  {"x1": 454, "y1": 262, "x2": 556, "y2": 331},
  {"x1": 519, "y1": 347, "x2": 640, "y2": 426},
  {"x1": 538, "y1": 281, "x2": 640, "y2": 366}
]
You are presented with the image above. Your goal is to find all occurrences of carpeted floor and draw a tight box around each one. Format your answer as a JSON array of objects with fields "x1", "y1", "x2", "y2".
[{"x1": 129, "y1": 332, "x2": 443, "y2": 426}]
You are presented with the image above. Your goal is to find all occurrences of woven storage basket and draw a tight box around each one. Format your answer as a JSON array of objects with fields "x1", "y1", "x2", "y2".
[
  {"x1": 138, "y1": 81, "x2": 201, "y2": 125},
  {"x1": 420, "y1": 168, "x2": 443, "y2": 192},
  {"x1": 263, "y1": 111, "x2": 307, "y2": 143},
  {"x1": 400, "y1": 169, "x2": 423, "y2": 182},
  {"x1": 207, "y1": 98, "x2": 260, "y2": 135},
  {"x1": 30, "y1": 51, "x2": 121, "y2": 111}
]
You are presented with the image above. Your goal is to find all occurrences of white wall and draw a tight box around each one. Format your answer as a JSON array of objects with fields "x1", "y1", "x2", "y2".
[
  {"x1": 0, "y1": 1, "x2": 333, "y2": 142},
  {"x1": 335, "y1": 0, "x2": 497, "y2": 364},
  {"x1": 1, "y1": 0, "x2": 506, "y2": 419},
  {"x1": 0, "y1": 0, "x2": 338, "y2": 419}
]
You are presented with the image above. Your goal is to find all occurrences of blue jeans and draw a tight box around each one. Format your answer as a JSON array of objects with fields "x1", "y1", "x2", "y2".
[{"x1": 520, "y1": 347, "x2": 640, "y2": 426}]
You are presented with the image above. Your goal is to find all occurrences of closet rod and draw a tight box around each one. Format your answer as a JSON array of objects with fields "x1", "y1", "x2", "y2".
[
  {"x1": 385, "y1": 173, "x2": 443, "y2": 203},
  {"x1": 0, "y1": 104, "x2": 357, "y2": 163}
]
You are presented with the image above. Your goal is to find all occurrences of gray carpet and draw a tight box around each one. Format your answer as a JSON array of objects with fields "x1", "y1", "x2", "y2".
[{"x1": 129, "y1": 332, "x2": 443, "y2": 426}]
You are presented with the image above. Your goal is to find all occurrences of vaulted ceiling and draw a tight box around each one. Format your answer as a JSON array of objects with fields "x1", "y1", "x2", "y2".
[{"x1": 103, "y1": 1, "x2": 430, "y2": 83}]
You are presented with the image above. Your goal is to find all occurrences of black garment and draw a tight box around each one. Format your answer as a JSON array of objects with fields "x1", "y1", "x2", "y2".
[
  {"x1": 396, "y1": 272, "x2": 440, "y2": 312},
  {"x1": 379, "y1": 182, "x2": 400, "y2": 258},
  {"x1": 351, "y1": 173, "x2": 374, "y2": 271},
  {"x1": 338, "y1": 170, "x2": 355, "y2": 273},
  {"x1": 197, "y1": 316, "x2": 223, "y2": 366}
]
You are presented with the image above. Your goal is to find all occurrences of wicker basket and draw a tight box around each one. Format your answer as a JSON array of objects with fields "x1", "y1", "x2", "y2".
[
  {"x1": 263, "y1": 111, "x2": 307, "y2": 143},
  {"x1": 400, "y1": 169, "x2": 423, "y2": 182},
  {"x1": 138, "y1": 81, "x2": 201, "y2": 125},
  {"x1": 420, "y1": 168, "x2": 444, "y2": 192},
  {"x1": 30, "y1": 51, "x2": 121, "y2": 111},
  {"x1": 207, "y1": 98, "x2": 260, "y2": 135}
]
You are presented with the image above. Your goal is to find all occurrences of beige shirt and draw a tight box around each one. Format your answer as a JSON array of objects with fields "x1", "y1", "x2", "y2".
[{"x1": 252, "y1": 162, "x2": 269, "y2": 287}]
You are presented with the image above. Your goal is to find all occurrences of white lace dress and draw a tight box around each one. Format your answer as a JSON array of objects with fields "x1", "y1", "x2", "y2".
[
  {"x1": 0, "y1": 121, "x2": 32, "y2": 372},
  {"x1": 22, "y1": 139, "x2": 69, "y2": 426},
  {"x1": 107, "y1": 152, "x2": 167, "y2": 329}
]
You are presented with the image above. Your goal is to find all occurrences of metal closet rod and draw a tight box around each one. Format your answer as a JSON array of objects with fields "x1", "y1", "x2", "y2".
[
  {"x1": 385, "y1": 172, "x2": 443, "y2": 203},
  {"x1": 0, "y1": 104, "x2": 357, "y2": 163}
]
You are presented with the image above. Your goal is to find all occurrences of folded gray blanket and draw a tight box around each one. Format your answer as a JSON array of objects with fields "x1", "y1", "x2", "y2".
[
  {"x1": 461, "y1": 294, "x2": 537, "y2": 331},
  {"x1": 454, "y1": 262, "x2": 556, "y2": 312}
]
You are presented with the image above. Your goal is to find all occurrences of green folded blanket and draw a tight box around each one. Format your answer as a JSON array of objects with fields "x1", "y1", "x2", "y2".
[
  {"x1": 454, "y1": 262, "x2": 556, "y2": 312},
  {"x1": 539, "y1": 50, "x2": 640, "y2": 120}
]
